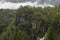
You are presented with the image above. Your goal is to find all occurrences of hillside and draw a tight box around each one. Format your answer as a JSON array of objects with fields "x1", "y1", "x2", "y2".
[{"x1": 0, "y1": 6, "x2": 60, "y2": 40}]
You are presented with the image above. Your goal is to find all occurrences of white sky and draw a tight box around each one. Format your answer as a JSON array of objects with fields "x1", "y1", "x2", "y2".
[{"x1": 0, "y1": 1, "x2": 54, "y2": 10}]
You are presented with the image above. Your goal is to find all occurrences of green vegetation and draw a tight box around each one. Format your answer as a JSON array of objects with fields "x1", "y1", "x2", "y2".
[{"x1": 0, "y1": 6, "x2": 60, "y2": 40}]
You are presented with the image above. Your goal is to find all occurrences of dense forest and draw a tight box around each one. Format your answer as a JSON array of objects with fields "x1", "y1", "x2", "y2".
[{"x1": 0, "y1": 6, "x2": 60, "y2": 40}]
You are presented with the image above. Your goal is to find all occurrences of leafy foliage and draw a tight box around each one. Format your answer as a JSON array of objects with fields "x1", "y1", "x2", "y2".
[{"x1": 0, "y1": 6, "x2": 60, "y2": 40}]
